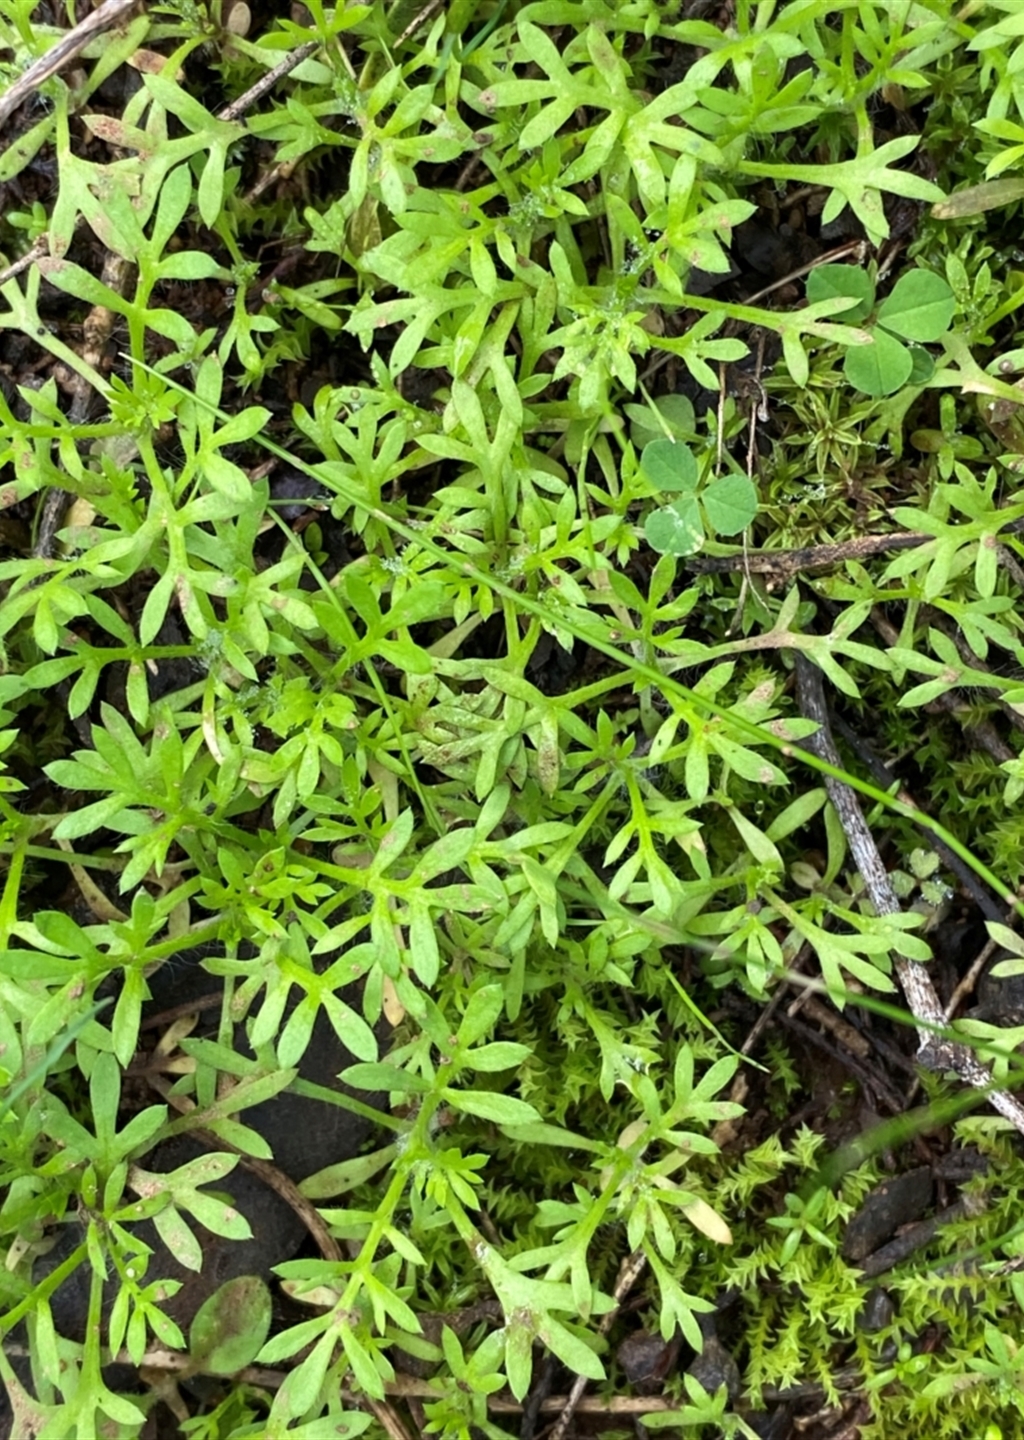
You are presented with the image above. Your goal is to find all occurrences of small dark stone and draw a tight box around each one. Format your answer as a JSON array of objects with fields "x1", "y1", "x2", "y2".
[
  {"x1": 933, "y1": 1147, "x2": 990, "y2": 1183},
  {"x1": 617, "y1": 1329, "x2": 681, "y2": 1391},
  {"x1": 140, "y1": 947, "x2": 379, "y2": 1183},
  {"x1": 972, "y1": 962, "x2": 1024, "y2": 1027},
  {"x1": 685, "y1": 1335, "x2": 741, "y2": 1401},
  {"x1": 40, "y1": 1135, "x2": 307, "y2": 1343},
  {"x1": 842, "y1": 1167, "x2": 934, "y2": 1263},
  {"x1": 268, "y1": 469, "x2": 329, "y2": 520},
  {"x1": 857, "y1": 1287, "x2": 895, "y2": 1333}
]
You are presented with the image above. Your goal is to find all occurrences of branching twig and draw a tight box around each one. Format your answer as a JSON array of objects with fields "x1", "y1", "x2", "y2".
[
  {"x1": 33, "y1": 252, "x2": 131, "y2": 558},
  {"x1": 362, "y1": 1397, "x2": 416, "y2": 1440},
  {"x1": 0, "y1": 0, "x2": 138, "y2": 129},
  {"x1": 0, "y1": 236, "x2": 50, "y2": 289},
  {"x1": 997, "y1": 542, "x2": 1024, "y2": 591},
  {"x1": 870, "y1": 608, "x2": 1017, "y2": 766},
  {"x1": 943, "y1": 931, "x2": 1002, "y2": 1024},
  {"x1": 217, "y1": 40, "x2": 320, "y2": 123},
  {"x1": 394, "y1": 0, "x2": 445, "y2": 47},
  {"x1": 829, "y1": 707, "x2": 1006, "y2": 925},
  {"x1": 687, "y1": 517, "x2": 1024, "y2": 580},
  {"x1": 117, "y1": 1352, "x2": 760, "y2": 1415},
  {"x1": 546, "y1": 1248, "x2": 647, "y2": 1440},
  {"x1": 141, "y1": 1077, "x2": 341, "y2": 1263},
  {"x1": 902, "y1": 900, "x2": 1022, "y2": 1107},
  {"x1": 686, "y1": 530, "x2": 928, "y2": 576},
  {"x1": 794, "y1": 653, "x2": 1024, "y2": 1135}
]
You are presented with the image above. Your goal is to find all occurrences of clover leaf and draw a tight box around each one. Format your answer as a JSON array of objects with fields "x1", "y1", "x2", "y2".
[
  {"x1": 843, "y1": 325, "x2": 913, "y2": 396},
  {"x1": 806, "y1": 264, "x2": 955, "y2": 397},
  {"x1": 805, "y1": 264, "x2": 875, "y2": 324},
  {"x1": 640, "y1": 438, "x2": 699, "y2": 493},
  {"x1": 189, "y1": 1275, "x2": 272, "y2": 1375},
  {"x1": 702, "y1": 475, "x2": 759, "y2": 537},
  {"x1": 640, "y1": 441, "x2": 758, "y2": 556},
  {"x1": 624, "y1": 393, "x2": 696, "y2": 449},
  {"x1": 876, "y1": 270, "x2": 956, "y2": 343},
  {"x1": 645, "y1": 495, "x2": 705, "y2": 556}
]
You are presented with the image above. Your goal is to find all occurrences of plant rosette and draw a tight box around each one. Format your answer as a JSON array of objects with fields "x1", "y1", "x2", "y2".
[{"x1": 640, "y1": 438, "x2": 758, "y2": 556}]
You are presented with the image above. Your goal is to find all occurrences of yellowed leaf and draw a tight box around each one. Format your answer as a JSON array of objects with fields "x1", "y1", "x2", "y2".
[
  {"x1": 682, "y1": 1197, "x2": 733, "y2": 1245},
  {"x1": 129, "y1": 48, "x2": 180, "y2": 76},
  {"x1": 383, "y1": 975, "x2": 405, "y2": 1026}
]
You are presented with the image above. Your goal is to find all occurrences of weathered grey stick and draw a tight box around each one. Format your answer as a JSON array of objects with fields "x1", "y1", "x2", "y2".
[
  {"x1": 794, "y1": 652, "x2": 1024, "y2": 1135},
  {"x1": 216, "y1": 39, "x2": 319, "y2": 123},
  {"x1": 0, "y1": 0, "x2": 138, "y2": 129}
]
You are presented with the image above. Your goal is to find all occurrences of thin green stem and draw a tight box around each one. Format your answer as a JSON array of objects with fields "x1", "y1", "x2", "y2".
[{"x1": 131, "y1": 360, "x2": 1024, "y2": 924}]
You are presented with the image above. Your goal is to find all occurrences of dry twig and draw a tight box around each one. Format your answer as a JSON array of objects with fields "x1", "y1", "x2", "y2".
[
  {"x1": 33, "y1": 251, "x2": 131, "y2": 558},
  {"x1": 216, "y1": 40, "x2": 320, "y2": 123},
  {"x1": 0, "y1": 236, "x2": 50, "y2": 289},
  {"x1": 546, "y1": 1248, "x2": 647, "y2": 1440},
  {"x1": 141, "y1": 1076, "x2": 342, "y2": 1262},
  {"x1": 686, "y1": 530, "x2": 929, "y2": 577},
  {"x1": 869, "y1": 608, "x2": 1016, "y2": 766},
  {"x1": 794, "y1": 654, "x2": 1024, "y2": 1135},
  {"x1": 0, "y1": 0, "x2": 138, "y2": 129}
]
